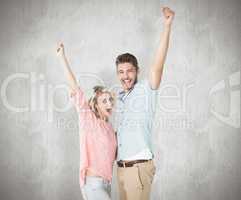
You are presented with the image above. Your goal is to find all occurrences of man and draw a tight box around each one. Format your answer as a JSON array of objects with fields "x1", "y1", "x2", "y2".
[{"x1": 115, "y1": 7, "x2": 175, "y2": 200}]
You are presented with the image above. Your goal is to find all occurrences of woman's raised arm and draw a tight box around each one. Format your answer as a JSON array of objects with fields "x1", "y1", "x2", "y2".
[{"x1": 57, "y1": 43, "x2": 79, "y2": 91}]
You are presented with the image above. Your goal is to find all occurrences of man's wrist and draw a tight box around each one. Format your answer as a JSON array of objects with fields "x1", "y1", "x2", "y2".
[{"x1": 163, "y1": 23, "x2": 172, "y2": 30}]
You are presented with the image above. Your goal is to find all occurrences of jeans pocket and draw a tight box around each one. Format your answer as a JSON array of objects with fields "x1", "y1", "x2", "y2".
[
  {"x1": 136, "y1": 166, "x2": 144, "y2": 189},
  {"x1": 81, "y1": 187, "x2": 89, "y2": 200},
  {"x1": 152, "y1": 164, "x2": 156, "y2": 176}
]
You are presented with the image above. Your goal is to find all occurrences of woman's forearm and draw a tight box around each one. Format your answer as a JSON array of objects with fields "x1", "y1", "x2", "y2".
[
  {"x1": 57, "y1": 43, "x2": 79, "y2": 91},
  {"x1": 60, "y1": 54, "x2": 78, "y2": 91}
]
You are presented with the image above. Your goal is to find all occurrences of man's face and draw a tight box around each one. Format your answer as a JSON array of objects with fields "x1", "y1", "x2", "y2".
[{"x1": 117, "y1": 62, "x2": 138, "y2": 92}]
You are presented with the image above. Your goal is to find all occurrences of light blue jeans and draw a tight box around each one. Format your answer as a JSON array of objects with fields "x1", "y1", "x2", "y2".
[{"x1": 81, "y1": 176, "x2": 111, "y2": 200}]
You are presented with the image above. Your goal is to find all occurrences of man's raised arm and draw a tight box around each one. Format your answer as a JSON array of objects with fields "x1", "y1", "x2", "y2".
[{"x1": 149, "y1": 7, "x2": 175, "y2": 90}]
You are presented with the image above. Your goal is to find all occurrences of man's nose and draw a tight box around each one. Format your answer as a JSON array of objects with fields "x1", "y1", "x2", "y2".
[{"x1": 123, "y1": 72, "x2": 128, "y2": 79}]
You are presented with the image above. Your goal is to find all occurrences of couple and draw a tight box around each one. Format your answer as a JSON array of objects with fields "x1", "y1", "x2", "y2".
[{"x1": 57, "y1": 7, "x2": 174, "y2": 200}]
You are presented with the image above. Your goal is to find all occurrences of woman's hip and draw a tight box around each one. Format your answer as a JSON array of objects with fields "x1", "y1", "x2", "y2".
[{"x1": 81, "y1": 176, "x2": 111, "y2": 200}]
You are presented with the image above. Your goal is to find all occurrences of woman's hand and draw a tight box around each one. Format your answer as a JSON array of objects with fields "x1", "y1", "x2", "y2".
[{"x1": 57, "y1": 43, "x2": 65, "y2": 57}]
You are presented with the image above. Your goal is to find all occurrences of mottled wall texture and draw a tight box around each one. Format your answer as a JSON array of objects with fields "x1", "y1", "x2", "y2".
[{"x1": 0, "y1": 0, "x2": 240, "y2": 200}]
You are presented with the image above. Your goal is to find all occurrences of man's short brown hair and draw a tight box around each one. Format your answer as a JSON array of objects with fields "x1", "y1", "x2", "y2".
[{"x1": 115, "y1": 53, "x2": 139, "y2": 70}]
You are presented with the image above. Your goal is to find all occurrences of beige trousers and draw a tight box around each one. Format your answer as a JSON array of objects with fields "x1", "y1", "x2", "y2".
[{"x1": 117, "y1": 160, "x2": 156, "y2": 200}]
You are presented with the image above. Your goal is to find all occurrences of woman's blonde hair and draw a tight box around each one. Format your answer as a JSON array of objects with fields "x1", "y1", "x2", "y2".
[{"x1": 88, "y1": 86, "x2": 115, "y2": 119}]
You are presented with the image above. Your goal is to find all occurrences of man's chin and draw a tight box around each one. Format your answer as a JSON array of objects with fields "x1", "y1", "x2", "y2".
[{"x1": 122, "y1": 83, "x2": 134, "y2": 91}]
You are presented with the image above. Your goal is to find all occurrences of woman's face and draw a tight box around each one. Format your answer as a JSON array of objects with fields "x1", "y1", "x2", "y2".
[{"x1": 96, "y1": 92, "x2": 114, "y2": 119}]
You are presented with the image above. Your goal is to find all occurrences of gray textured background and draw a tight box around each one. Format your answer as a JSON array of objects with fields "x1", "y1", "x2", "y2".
[{"x1": 0, "y1": 0, "x2": 240, "y2": 200}]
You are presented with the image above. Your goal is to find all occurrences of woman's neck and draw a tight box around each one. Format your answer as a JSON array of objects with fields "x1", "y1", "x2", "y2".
[{"x1": 99, "y1": 112, "x2": 108, "y2": 122}]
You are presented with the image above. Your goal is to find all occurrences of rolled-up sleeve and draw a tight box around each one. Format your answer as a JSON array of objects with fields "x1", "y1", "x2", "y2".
[
  {"x1": 69, "y1": 87, "x2": 88, "y2": 112},
  {"x1": 70, "y1": 87, "x2": 97, "y2": 139}
]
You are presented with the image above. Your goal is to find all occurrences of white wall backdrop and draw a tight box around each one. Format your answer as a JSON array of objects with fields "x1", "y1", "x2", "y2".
[{"x1": 0, "y1": 0, "x2": 240, "y2": 200}]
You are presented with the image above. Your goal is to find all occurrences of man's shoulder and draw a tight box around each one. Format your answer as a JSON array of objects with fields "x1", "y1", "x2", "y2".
[
  {"x1": 135, "y1": 79, "x2": 158, "y2": 95},
  {"x1": 135, "y1": 79, "x2": 148, "y2": 87},
  {"x1": 135, "y1": 79, "x2": 152, "y2": 90}
]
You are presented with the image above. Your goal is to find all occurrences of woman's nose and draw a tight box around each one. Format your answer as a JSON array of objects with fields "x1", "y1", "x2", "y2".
[{"x1": 106, "y1": 101, "x2": 112, "y2": 107}]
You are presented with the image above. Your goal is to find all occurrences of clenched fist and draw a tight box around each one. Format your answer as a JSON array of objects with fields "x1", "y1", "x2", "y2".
[
  {"x1": 162, "y1": 7, "x2": 175, "y2": 26},
  {"x1": 56, "y1": 43, "x2": 65, "y2": 57}
]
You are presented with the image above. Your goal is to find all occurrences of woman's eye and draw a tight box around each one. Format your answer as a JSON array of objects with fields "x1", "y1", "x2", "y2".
[
  {"x1": 103, "y1": 99, "x2": 107, "y2": 104},
  {"x1": 109, "y1": 97, "x2": 114, "y2": 102}
]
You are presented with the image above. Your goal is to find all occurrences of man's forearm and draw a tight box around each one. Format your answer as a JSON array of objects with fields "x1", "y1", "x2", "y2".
[
  {"x1": 153, "y1": 25, "x2": 171, "y2": 74},
  {"x1": 149, "y1": 25, "x2": 172, "y2": 89}
]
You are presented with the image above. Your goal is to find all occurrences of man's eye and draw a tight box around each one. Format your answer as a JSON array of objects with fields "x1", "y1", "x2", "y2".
[{"x1": 109, "y1": 97, "x2": 114, "y2": 102}]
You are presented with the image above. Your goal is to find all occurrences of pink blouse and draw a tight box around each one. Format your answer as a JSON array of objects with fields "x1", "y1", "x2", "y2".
[{"x1": 70, "y1": 87, "x2": 117, "y2": 187}]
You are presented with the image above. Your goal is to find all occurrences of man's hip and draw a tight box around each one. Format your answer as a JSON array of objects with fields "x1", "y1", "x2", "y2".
[{"x1": 117, "y1": 159, "x2": 156, "y2": 200}]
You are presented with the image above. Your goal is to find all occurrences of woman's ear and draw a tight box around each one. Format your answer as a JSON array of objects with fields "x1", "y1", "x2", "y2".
[
  {"x1": 94, "y1": 103, "x2": 99, "y2": 110},
  {"x1": 111, "y1": 92, "x2": 116, "y2": 100}
]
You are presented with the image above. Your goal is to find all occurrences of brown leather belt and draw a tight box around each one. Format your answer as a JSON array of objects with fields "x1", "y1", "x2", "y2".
[{"x1": 117, "y1": 159, "x2": 151, "y2": 168}]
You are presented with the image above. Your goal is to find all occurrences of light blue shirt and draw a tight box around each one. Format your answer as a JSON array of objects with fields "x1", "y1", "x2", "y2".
[{"x1": 115, "y1": 79, "x2": 157, "y2": 161}]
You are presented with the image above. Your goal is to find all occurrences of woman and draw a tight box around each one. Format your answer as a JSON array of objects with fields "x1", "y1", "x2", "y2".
[{"x1": 57, "y1": 43, "x2": 117, "y2": 200}]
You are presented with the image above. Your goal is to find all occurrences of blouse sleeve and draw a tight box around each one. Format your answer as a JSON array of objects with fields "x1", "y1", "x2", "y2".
[
  {"x1": 69, "y1": 87, "x2": 88, "y2": 112},
  {"x1": 79, "y1": 131, "x2": 89, "y2": 187},
  {"x1": 70, "y1": 86, "x2": 98, "y2": 135}
]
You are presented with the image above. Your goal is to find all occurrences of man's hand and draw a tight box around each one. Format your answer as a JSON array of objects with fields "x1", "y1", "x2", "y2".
[{"x1": 162, "y1": 7, "x2": 175, "y2": 27}]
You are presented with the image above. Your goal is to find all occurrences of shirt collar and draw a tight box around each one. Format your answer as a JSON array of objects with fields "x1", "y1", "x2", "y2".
[{"x1": 118, "y1": 85, "x2": 135, "y2": 102}]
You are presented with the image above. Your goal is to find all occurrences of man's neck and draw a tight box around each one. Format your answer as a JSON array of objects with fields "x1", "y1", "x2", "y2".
[{"x1": 123, "y1": 83, "x2": 136, "y2": 93}]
